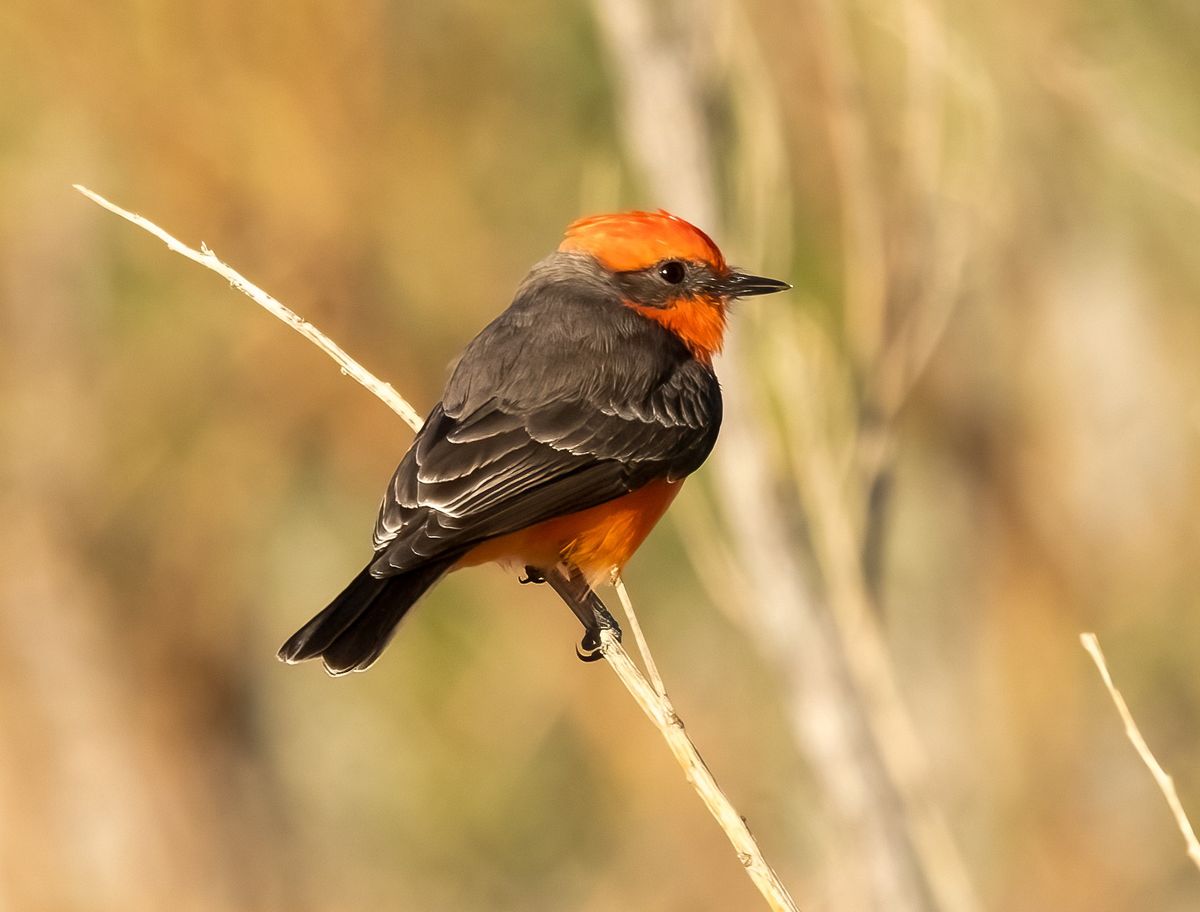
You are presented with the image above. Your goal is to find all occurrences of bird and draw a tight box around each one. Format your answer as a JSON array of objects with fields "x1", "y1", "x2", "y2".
[{"x1": 278, "y1": 210, "x2": 789, "y2": 675}]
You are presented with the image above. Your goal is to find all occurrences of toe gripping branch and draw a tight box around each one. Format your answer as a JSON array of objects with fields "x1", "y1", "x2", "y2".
[
  {"x1": 533, "y1": 564, "x2": 622, "y2": 662},
  {"x1": 518, "y1": 567, "x2": 546, "y2": 585}
]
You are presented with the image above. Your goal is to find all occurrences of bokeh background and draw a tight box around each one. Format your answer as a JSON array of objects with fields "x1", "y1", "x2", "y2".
[{"x1": 2, "y1": 1, "x2": 1199, "y2": 910}]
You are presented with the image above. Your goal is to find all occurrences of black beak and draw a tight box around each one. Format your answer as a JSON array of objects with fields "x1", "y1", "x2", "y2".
[{"x1": 723, "y1": 271, "x2": 792, "y2": 297}]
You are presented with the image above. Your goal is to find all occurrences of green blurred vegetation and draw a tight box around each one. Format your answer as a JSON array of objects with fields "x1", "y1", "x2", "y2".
[{"x1": 1, "y1": 1, "x2": 1199, "y2": 910}]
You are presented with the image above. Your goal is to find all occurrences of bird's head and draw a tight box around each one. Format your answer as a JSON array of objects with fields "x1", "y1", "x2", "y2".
[{"x1": 557, "y1": 210, "x2": 790, "y2": 362}]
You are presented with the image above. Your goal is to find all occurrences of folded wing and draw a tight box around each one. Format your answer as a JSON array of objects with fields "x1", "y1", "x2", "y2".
[{"x1": 372, "y1": 335, "x2": 719, "y2": 575}]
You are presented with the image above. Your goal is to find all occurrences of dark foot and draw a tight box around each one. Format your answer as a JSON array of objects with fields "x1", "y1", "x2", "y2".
[
  {"x1": 575, "y1": 606, "x2": 622, "y2": 663},
  {"x1": 576, "y1": 629, "x2": 604, "y2": 662},
  {"x1": 519, "y1": 566, "x2": 546, "y2": 585},
  {"x1": 540, "y1": 564, "x2": 623, "y2": 664}
]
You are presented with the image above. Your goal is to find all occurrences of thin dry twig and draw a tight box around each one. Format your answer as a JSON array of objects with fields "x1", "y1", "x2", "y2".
[
  {"x1": 71, "y1": 185, "x2": 424, "y2": 433},
  {"x1": 612, "y1": 572, "x2": 667, "y2": 697},
  {"x1": 76, "y1": 185, "x2": 801, "y2": 912},
  {"x1": 1080, "y1": 632, "x2": 1200, "y2": 872},
  {"x1": 597, "y1": 627, "x2": 798, "y2": 911}
]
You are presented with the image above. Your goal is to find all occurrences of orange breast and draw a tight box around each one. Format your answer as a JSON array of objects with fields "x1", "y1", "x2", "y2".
[{"x1": 456, "y1": 477, "x2": 682, "y2": 585}]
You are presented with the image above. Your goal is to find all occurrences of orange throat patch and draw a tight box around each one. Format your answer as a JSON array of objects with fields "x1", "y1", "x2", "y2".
[{"x1": 628, "y1": 295, "x2": 727, "y2": 363}]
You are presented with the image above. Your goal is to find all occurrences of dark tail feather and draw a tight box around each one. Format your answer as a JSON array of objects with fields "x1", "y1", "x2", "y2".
[{"x1": 278, "y1": 554, "x2": 456, "y2": 676}]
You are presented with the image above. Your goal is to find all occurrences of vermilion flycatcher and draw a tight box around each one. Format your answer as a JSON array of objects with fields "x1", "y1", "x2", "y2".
[{"x1": 279, "y1": 210, "x2": 789, "y2": 674}]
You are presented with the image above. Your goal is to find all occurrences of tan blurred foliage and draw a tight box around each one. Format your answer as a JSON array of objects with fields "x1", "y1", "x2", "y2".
[{"x1": 1, "y1": 1, "x2": 1198, "y2": 910}]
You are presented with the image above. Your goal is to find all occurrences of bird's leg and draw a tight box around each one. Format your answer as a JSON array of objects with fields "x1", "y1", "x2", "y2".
[
  {"x1": 540, "y1": 564, "x2": 622, "y2": 662},
  {"x1": 519, "y1": 566, "x2": 546, "y2": 585}
]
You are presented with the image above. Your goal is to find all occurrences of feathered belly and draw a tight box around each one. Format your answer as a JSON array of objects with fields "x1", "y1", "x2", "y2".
[{"x1": 456, "y1": 477, "x2": 682, "y2": 585}]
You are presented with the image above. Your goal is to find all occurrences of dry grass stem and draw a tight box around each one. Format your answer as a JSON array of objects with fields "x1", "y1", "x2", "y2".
[
  {"x1": 597, "y1": 627, "x2": 800, "y2": 912},
  {"x1": 612, "y1": 572, "x2": 667, "y2": 697},
  {"x1": 1080, "y1": 633, "x2": 1200, "y2": 871},
  {"x1": 76, "y1": 185, "x2": 801, "y2": 912},
  {"x1": 71, "y1": 185, "x2": 424, "y2": 433}
]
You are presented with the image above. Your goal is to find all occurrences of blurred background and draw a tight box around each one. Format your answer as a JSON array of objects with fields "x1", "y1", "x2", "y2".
[{"x1": 2, "y1": 1, "x2": 1199, "y2": 909}]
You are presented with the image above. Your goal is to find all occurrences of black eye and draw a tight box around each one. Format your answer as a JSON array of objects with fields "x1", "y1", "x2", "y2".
[{"x1": 657, "y1": 260, "x2": 687, "y2": 285}]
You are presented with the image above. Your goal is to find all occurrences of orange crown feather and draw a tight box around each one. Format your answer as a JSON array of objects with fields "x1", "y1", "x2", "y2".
[{"x1": 558, "y1": 210, "x2": 728, "y2": 274}]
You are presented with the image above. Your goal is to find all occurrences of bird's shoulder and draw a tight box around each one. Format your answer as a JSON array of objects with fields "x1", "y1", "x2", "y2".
[{"x1": 443, "y1": 252, "x2": 716, "y2": 419}]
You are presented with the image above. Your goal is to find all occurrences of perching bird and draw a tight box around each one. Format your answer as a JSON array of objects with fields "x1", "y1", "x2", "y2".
[{"x1": 279, "y1": 211, "x2": 789, "y2": 674}]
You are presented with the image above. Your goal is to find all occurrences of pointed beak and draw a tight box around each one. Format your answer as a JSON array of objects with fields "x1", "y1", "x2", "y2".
[{"x1": 722, "y1": 270, "x2": 792, "y2": 298}]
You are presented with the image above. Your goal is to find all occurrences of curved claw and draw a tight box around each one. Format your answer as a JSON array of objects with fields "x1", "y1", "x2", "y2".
[
  {"x1": 519, "y1": 566, "x2": 547, "y2": 585},
  {"x1": 576, "y1": 630, "x2": 604, "y2": 662}
]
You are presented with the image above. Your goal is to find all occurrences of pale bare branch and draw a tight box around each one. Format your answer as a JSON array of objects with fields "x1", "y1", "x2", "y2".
[
  {"x1": 1081, "y1": 633, "x2": 1200, "y2": 872},
  {"x1": 598, "y1": 628, "x2": 799, "y2": 911},
  {"x1": 612, "y1": 572, "x2": 667, "y2": 698},
  {"x1": 71, "y1": 185, "x2": 423, "y2": 433}
]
